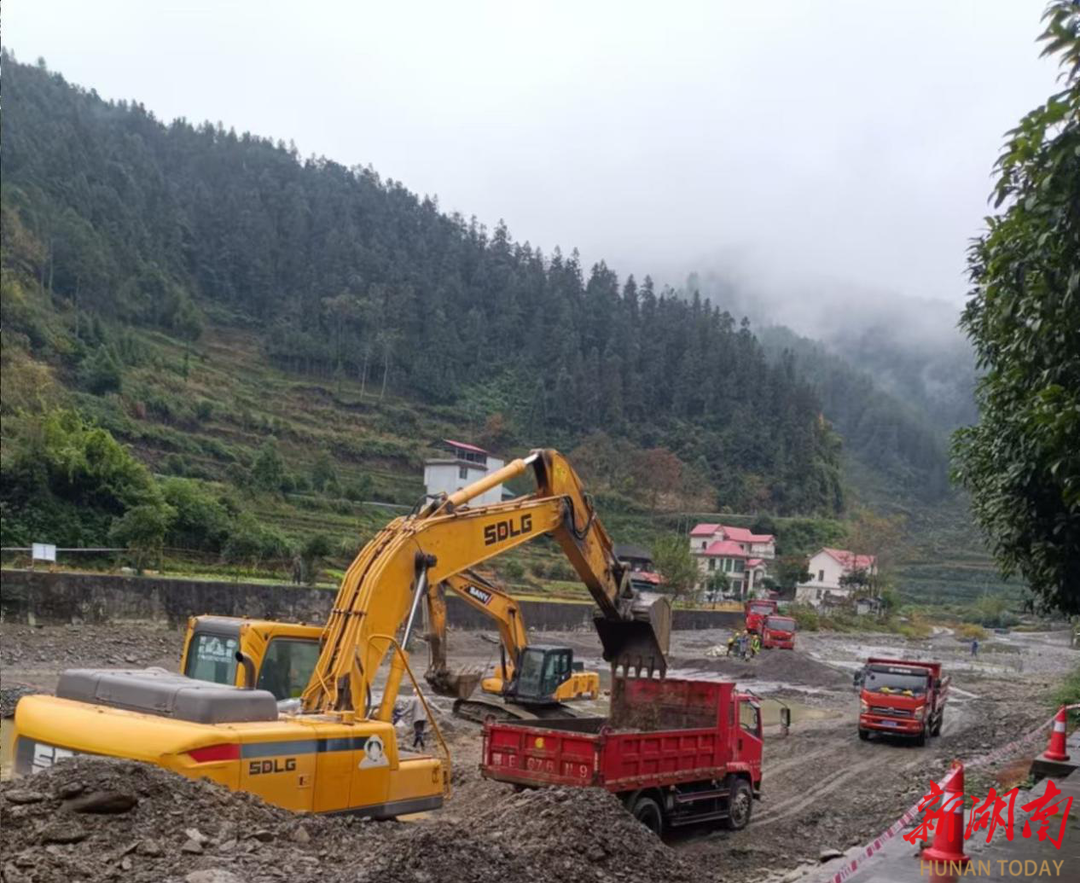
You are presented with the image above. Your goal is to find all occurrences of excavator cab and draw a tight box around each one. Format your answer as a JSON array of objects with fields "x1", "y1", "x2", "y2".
[{"x1": 505, "y1": 645, "x2": 576, "y2": 705}]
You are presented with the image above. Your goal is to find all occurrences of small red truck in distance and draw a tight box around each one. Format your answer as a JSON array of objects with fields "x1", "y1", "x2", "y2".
[
  {"x1": 744, "y1": 599, "x2": 778, "y2": 634},
  {"x1": 856, "y1": 658, "x2": 949, "y2": 746},
  {"x1": 762, "y1": 614, "x2": 796, "y2": 649},
  {"x1": 481, "y1": 677, "x2": 779, "y2": 835}
]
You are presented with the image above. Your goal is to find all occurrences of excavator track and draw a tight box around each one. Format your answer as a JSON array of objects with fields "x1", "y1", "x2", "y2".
[{"x1": 452, "y1": 696, "x2": 581, "y2": 725}]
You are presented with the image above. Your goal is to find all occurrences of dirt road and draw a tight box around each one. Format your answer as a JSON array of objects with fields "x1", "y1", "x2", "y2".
[{"x1": 1, "y1": 620, "x2": 1073, "y2": 882}]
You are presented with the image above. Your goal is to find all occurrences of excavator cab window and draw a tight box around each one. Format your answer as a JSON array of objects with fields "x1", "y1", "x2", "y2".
[
  {"x1": 255, "y1": 638, "x2": 321, "y2": 700},
  {"x1": 184, "y1": 631, "x2": 240, "y2": 685},
  {"x1": 514, "y1": 648, "x2": 572, "y2": 701}
]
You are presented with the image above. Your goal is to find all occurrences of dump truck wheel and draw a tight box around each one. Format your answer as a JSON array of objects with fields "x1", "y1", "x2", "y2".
[
  {"x1": 723, "y1": 778, "x2": 753, "y2": 830},
  {"x1": 914, "y1": 727, "x2": 927, "y2": 747},
  {"x1": 930, "y1": 712, "x2": 943, "y2": 737},
  {"x1": 630, "y1": 795, "x2": 663, "y2": 836},
  {"x1": 858, "y1": 728, "x2": 870, "y2": 741}
]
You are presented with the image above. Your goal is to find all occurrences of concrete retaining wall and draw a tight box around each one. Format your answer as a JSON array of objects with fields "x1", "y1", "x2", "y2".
[{"x1": 0, "y1": 570, "x2": 741, "y2": 631}]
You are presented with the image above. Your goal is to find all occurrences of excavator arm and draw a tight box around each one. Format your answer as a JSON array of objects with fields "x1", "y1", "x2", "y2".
[
  {"x1": 423, "y1": 570, "x2": 528, "y2": 699},
  {"x1": 300, "y1": 449, "x2": 670, "y2": 717}
]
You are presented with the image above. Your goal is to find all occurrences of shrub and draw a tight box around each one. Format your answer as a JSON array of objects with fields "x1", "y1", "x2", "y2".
[
  {"x1": 222, "y1": 512, "x2": 292, "y2": 565},
  {"x1": 788, "y1": 604, "x2": 819, "y2": 632},
  {"x1": 250, "y1": 438, "x2": 286, "y2": 492},
  {"x1": 78, "y1": 346, "x2": 123, "y2": 394},
  {"x1": 501, "y1": 559, "x2": 526, "y2": 580},
  {"x1": 160, "y1": 477, "x2": 231, "y2": 552},
  {"x1": 109, "y1": 502, "x2": 176, "y2": 571},
  {"x1": 344, "y1": 474, "x2": 374, "y2": 502}
]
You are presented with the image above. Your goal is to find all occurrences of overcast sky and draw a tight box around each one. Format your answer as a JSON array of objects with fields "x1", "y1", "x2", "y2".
[{"x1": 4, "y1": 0, "x2": 1062, "y2": 312}]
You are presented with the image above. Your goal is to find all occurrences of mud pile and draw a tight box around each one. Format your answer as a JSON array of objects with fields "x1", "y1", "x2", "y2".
[
  {"x1": 2, "y1": 757, "x2": 697, "y2": 883},
  {"x1": 676, "y1": 647, "x2": 851, "y2": 690},
  {"x1": 0, "y1": 684, "x2": 40, "y2": 718},
  {"x1": 359, "y1": 786, "x2": 697, "y2": 883}
]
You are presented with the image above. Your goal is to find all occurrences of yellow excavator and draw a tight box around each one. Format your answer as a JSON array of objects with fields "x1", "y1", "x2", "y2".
[
  {"x1": 422, "y1": 569, "x2": 600, "y2": 721},
  {"x1": 12, "y1": 449, "x2": 669, "y2": 818},
  {"x1": 176, "y1": 568, "x2": 600, "y2": 717}
]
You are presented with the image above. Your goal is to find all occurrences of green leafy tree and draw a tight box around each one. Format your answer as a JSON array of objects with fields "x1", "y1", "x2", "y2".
[
  {"x1": 109, "y1": 502, "x2": 176, "y2": 571},
  {"x1": 160, "y1": 477, "x2": 231, "y2": 551},
  {"x1": 952, "y1": 2, "x2": 1080, "y2": 614},
  {"x1": 250, "y1": 439, "x2": 286, "y2": 492},
  {"x1": 78, "y1": 345, "x2": 123, "y2": 394},
  {"x1": 300, "y1": 532, "x2": 334, "y2": 585},
  {"x1": 310, "y1": 451, "x2": 336, "y2": 493},
  {"x1": 773, "y1": 555, "x2": 812, "y2": 594},
  {"x1": 652, "y1": 534, "x2": 700, "y2": 603}
]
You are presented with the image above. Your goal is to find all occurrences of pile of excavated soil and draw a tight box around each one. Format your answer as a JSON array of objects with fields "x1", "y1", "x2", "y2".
[
  {"x1": 670, "y1": 648, "x2": 851, "y2": 691},
  {"x1": 2, "y1": 757, "x2": 697, "y2": 883},
  {"x1": 0, "y1": 684, "x2": 41, "y2": 718}
]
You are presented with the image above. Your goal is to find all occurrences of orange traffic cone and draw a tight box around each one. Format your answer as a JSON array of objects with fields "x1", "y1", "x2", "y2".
[
  {"x1": 922, "y1": 762, "x2": 970, "y2": 866},
  {"x1": 1043, "y1": 706, "x2": 1070, "y2": 762}
]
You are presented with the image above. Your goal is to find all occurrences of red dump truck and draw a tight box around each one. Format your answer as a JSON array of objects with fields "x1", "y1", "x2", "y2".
[
  {"x1": 481, "y1": 677, "x2": 778, "y2": 835},
  {"x1": 856, "y1": 658, "x2": 949, "y2": 746},
  {"x1": 761, "y1": 614, "x2": 796, "y2": 650},
  {"x1": 744, "y1": 599, "x2": 778, "y2": 635}
]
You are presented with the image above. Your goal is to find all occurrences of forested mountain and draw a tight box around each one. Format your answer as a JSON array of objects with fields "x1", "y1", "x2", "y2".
[
  {"x1": 757, "y1": 326, "x2": 950, "y2": 498},
  {"x1": 1, "y1": 53, "x2": 844, "y2": 517}
]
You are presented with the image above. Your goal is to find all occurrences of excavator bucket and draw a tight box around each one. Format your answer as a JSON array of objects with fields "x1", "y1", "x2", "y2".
[
  {"x1": 424, "y1": 666, "x2": 483, "y2": 699},
  {"x1": 595, "y1": 593, "x2": 671, "y2": 677}
]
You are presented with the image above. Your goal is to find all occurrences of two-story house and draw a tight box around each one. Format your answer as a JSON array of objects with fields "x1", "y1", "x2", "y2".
[
  {"x1": 795, "y1": 547, "x2": 878, "y2": 607},
  {"x1": 689, "y1": 523, "x2": 776, "y2": 599}
]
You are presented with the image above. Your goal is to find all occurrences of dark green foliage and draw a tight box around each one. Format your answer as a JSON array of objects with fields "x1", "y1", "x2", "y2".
[
  {"x1": 344, "y1": 474, "x2": 374, "y2": 502},
  {"x1": 300, "y1": 532, "x2": 333, "y2": 584},
  {"x1": 0, "y1": 54, "x2": 843, "y2": 517},
  {"x1": 160, "y1": 477, "x2": 231, "y2": 552},
  {"x1": 0, "y1": 410, "x2": 167, "y2": 546},
  {"x1": 109, "y1": 503, "x2": 175, "y2": 570},
  {"x1": 78, "y1": 345, "x2": 123, "y2": 394},
  {"x1": 250, "y1": 439, "x2": 286, "y2": 492},
  {"x1": 310, "y1": 451, "x2": 335, "y2": 493},
  {"x1": 953, "y1": 2, "x2": 1080, "y2": 614},
  {"x1": 222, "y1": 512, "x2": 292, "y2": 565}
]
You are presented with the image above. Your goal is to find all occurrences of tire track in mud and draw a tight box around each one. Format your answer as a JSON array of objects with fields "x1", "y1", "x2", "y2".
[{"x1": 754, "y1": 752, "x2": 883, "y2": 824}]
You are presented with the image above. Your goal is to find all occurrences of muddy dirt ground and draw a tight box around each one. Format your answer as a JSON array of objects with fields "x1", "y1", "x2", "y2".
[{"x1": 1, "y1": 621, "x2": 1074, "y2": 883}]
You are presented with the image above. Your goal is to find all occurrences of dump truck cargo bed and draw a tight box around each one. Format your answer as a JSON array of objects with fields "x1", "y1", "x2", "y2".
[{"x1": 481, "y1": 678, "x2": 764, "y2": 833}]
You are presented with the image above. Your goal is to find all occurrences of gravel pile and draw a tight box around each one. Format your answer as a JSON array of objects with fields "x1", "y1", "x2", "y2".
[
  {"x1": 0, "y1": 684, "x2": 41, "y2": 718},
  {"x1": 2, "y1": 756, "x2": 697, "y2": 883}
]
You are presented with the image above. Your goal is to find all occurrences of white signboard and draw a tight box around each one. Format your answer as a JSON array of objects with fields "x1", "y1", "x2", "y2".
[{"x1": 31, "y1": 543, "x2": 57, "y2": 563}]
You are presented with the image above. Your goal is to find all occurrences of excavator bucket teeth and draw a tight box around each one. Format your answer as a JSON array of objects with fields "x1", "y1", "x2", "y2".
[
  {"x1": 424, "y1": 668, "x2": 483, "y2": 699},
  {"x1": 593, "y1": 618, "x2": 668, "y2": 678}
]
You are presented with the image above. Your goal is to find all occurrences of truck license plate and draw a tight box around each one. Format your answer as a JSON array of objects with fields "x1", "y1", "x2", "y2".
[{"x1": 879, "y1": 720, "x2": 898, "y2": 728}]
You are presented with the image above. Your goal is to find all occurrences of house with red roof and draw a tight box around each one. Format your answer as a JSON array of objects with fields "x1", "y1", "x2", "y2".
[
  {"x1": 795, "y1": 547, "x2": 878, "y2": 607},
  {"x1": 689, "y1": 523, "x2": 776, "y2": 599}
]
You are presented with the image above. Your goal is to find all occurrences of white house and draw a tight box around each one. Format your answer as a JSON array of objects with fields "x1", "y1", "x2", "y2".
[
  {"x1": 689, "y1": 523, "x2": 776, "y2": 560},
  {"x1": 689, "y1": 523, "x2": 776, "y2": 599},
  {"x1": 423, "y1": 439, "x2": 505, "y2": 506},
  {"x1": 795, "y1": 547, "x2": 878, "y2": 607}
]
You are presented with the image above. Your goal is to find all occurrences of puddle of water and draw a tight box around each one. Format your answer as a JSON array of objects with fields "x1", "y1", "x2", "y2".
[{"x1": 1, "y1": 718, "x2": 15, "y2": 781}]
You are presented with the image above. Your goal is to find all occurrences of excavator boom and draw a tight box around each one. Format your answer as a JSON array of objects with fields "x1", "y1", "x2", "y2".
[{"x1": 301, "y1": 450, "x2": 669, "y2": 716}]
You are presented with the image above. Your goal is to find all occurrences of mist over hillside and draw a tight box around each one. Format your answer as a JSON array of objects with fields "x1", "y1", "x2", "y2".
[{"x1": 687, "y1": 268, "x2": 978, "y2": 433}]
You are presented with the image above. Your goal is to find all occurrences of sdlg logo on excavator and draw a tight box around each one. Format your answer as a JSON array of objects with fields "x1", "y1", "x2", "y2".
[{"x1": 483, "y1": 514, "x2": 533, "y2": 546}]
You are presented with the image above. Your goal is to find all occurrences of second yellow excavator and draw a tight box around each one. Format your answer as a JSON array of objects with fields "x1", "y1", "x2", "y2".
[
  {"x1": 422, "y1": 569, "x2": 600, "y2": 720},
  {"x1": 12, "y1": 449, "x2": 669, "y2": 818}
]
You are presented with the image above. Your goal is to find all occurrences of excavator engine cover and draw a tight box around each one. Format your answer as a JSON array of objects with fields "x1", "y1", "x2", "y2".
[
  {"x1": 594, "y1": 593, "x2": 671, "y2": 677},
  {"x1": 56, "y1": 668, "x2": 279, "y2": 724}
]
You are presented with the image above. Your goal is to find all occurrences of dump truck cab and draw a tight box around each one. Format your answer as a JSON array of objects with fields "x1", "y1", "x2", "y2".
[
  {"x1": 744, "y1": 599, "x2": 779, "y2": 635},
  {"x1": 180, "y1": 616, "x2": 323, "y2": 701},
  {"x1": 761, "y1": 615, "x2": 796, "y2": 650},
  {"x1": 856, "y1": 658, "x2": 948, "y2": 746}
]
